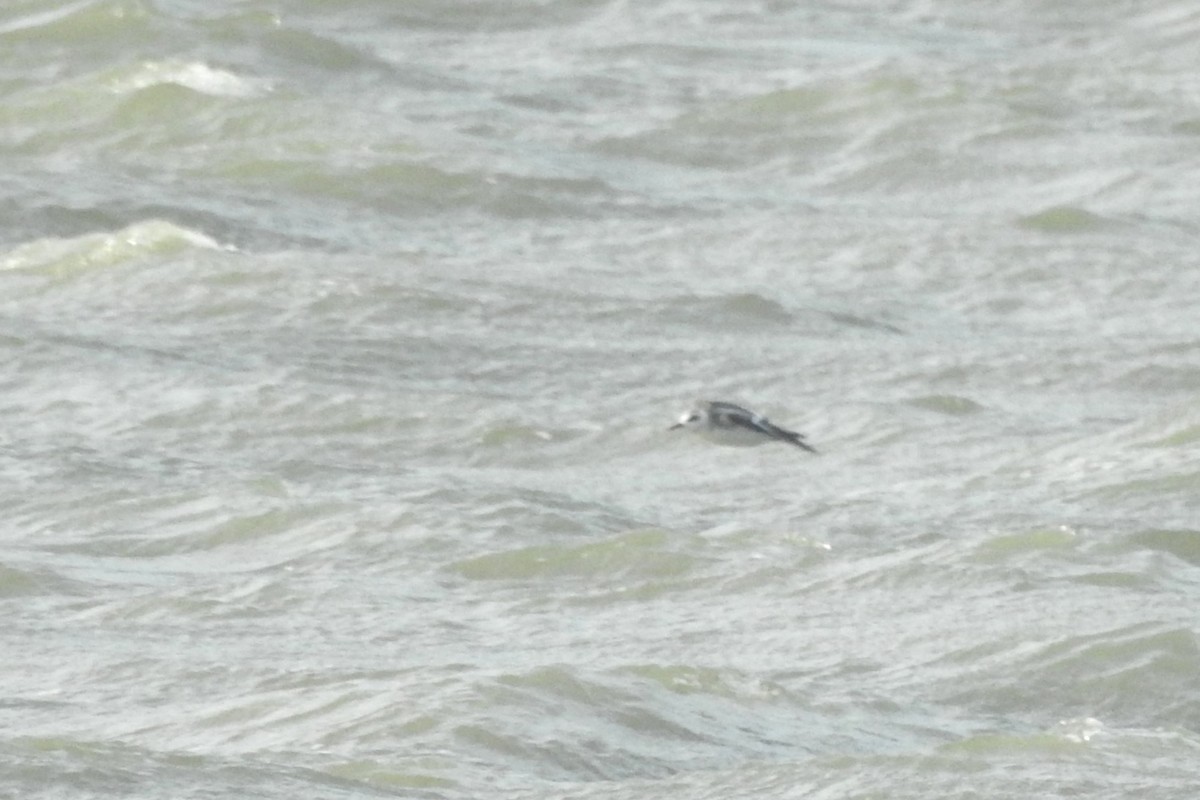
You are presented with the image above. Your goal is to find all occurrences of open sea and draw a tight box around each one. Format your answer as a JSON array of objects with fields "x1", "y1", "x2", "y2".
[{"x1": 2, "y1": 1, "x2": 1200, "y2": 798}]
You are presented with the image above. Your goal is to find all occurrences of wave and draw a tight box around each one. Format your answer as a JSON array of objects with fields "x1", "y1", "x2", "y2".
[{"x1": 1, "y1": 219, "x2": 227, "y2": 279}]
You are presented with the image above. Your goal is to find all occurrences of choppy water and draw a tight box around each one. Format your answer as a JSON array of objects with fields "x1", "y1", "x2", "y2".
[{"x1": 3, "y1": 1, "x2": 1200, "y2": 798}]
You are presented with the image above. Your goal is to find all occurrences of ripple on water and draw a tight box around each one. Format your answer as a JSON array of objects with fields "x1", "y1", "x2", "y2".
[
  {"x1": 448, "y1": 528, "x2": 701, "y2": 585},
  {"x1": 939, "y1": 623, "x2": 1200, "y2": 726}
]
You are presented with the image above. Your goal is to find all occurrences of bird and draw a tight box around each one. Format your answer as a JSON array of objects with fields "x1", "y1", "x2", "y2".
[{"x1": 669, "y1": 401, "x2": 817, "y2": 453}]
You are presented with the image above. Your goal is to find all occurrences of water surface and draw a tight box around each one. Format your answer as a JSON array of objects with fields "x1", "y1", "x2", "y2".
[{"x1": 2, "y1": 1, "x2": 1199, "y2": 798}]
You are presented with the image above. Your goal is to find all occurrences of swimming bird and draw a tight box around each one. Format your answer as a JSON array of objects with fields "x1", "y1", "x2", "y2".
[{"x1": 670, "y1": 401, "x2": 817, "y2": 453}]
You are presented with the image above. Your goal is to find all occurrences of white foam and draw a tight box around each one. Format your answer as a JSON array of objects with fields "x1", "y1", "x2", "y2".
[
  {"x1": 111, "y1": 60, "x2": 268, "y2": 98},
  {"x1": 1, "y1": 220, "x2": 229, "y2": 274}
]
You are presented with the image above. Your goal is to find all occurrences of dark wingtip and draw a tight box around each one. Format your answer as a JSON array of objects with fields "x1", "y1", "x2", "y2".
[{"x1": 788, "y1": 435, "x2": 819, "y2": 454}]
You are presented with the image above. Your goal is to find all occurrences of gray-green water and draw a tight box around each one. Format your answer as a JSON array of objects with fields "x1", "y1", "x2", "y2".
[{"x1": 3, "y1": 1, "x2": 1200, "y2": 798}]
